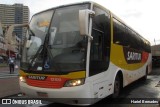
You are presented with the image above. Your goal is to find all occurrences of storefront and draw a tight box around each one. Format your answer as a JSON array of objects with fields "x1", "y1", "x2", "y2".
[{"x1": 6, "y1": 50, "x2": 16, "y2": 57}]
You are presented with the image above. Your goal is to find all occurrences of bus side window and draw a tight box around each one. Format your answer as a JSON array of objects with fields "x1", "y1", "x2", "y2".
[
  {"x1": 113, "y1": 19, "x2": 127, "y2": 46},
  {"x1": 91, "y1": 29, "x2": 103, "y2": 61}
]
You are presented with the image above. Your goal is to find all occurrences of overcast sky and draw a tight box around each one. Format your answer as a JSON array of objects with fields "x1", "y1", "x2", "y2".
[{"x1": 1, "y1": 0, "x2": 160, "y2": 45}]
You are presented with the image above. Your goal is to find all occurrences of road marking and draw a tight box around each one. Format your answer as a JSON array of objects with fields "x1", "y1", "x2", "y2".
[{"x1": 0, "y1": 74, "x2": 19, "y2": 79}]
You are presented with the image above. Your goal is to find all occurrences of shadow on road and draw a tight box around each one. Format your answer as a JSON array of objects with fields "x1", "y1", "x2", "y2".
[{"x1": 40, "y1": 70, "x2": 160, "y2": 107}]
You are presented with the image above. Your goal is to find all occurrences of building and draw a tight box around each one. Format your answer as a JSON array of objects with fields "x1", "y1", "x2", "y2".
[
  {"x1": 0, "y1": 21, "x2": 7, "y2": 60},
  {"x1": 0, "y1": 3, "x2": 29, "y2": 41},
  {"x1": 152, "y1": 45, "x2": 160, "y2": 57},
  {"x1": 0, "y1": 3, "x2": 29, "y2": 58},
  {"x1": 151, "y1": 45, "x2": 160, "y2": 67}
]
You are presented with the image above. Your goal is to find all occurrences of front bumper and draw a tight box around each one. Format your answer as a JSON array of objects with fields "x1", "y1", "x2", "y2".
[{"x1": 19, "y1": 81, "x2": 95, "y2": 105}]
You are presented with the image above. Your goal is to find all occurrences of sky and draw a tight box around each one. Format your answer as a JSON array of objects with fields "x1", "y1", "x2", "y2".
[{"x1": 1, "y1": 0, "x2": 160, "y2": 45}]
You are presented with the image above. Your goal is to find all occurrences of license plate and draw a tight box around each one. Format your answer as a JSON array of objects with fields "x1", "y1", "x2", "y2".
[{"x1": 37, "y1": 92, "x2": 48, "y2": 98}]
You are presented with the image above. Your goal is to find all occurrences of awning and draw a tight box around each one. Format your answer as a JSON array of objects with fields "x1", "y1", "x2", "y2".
[{"x1": 6, "y1": 50, "x2": 16, "y2": 57}]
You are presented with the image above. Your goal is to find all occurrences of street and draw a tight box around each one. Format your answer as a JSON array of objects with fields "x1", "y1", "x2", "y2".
[
  {"x1": 0, "y1": 66, "x2": 19, "y2": 98},
  {"x1": 0, "y1": 67, "x2": 160, "y2": 107}
]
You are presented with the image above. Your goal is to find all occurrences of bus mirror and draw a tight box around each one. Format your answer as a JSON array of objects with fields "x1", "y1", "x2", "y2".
[
  {"x1": 49, "y1": 27, "x2": 57, "y2": 45},
  {"x1": 79, "y1": 9, "x2": 95, "y2": 40}
]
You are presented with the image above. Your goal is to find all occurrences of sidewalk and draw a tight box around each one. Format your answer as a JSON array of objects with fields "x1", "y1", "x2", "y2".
[
  {"x1": 0, "y1": 60, "x2": 21, "y2": 98},
  {"x1": 0, "y1": 67, "x2": 19, "y2": 79},
  {"x1": 0, "y1": 61, "x2": 20, "y2": 78}
]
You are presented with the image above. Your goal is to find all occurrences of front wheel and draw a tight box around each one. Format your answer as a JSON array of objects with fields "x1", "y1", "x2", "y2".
[{"x1": 112, "y1": 75, "x2": 121, "y2": 98}]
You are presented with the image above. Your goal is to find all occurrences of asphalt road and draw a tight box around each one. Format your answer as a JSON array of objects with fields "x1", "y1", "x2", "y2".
[
  {"x1": 0, "y1": 66, "x2": 20, "y2": 98},
  {"x1": 0, "y1": 67, "x2": 160, "y2": 107}
]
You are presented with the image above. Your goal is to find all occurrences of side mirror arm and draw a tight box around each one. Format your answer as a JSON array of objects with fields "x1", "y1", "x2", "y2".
[{"x1": 79, "y1": 9, "x2": 95, "y2": 40}]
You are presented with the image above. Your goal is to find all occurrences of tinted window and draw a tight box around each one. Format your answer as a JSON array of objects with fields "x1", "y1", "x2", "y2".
[
  {"x1": 113, "y1": 18, "x2": 151, "y2": 53},
  {"x1": 113, "y1": 19, "x2": 126, "y2": 46}
]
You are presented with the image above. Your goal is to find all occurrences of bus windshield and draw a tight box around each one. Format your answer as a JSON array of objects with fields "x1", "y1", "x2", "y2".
[{"x1": 21, "y1": 4, "x2": 89, "y2": 74}]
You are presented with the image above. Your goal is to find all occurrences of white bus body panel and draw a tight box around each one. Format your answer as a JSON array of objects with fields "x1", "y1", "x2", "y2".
[{"x1": 20, "y1": 53, "x2": 152, "y2": 105}]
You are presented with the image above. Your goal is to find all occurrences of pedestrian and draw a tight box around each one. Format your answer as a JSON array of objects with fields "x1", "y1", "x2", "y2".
[{"x1": 8, "y1": 56, "x2": 15, "y2": 74}]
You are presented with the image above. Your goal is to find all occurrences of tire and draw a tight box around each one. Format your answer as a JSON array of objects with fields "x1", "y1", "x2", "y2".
[
  {"x1": 141, "y1": 67, "x2": 148, "y2": 81},
  {"x1": 112, "y1": 75, "x2": 121, "y2": 98}
]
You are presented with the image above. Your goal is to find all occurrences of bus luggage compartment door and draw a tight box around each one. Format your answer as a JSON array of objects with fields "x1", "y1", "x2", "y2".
[{"x1": 93, "y1": 81, "x2": 107, "y2": 98}]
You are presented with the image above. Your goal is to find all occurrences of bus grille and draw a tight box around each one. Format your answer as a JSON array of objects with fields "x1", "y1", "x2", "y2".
[{"x1": 25, "y1": 76, "x2": 69, "y2": 88}]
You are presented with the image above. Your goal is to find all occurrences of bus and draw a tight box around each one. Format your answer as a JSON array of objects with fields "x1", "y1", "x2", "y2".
[{"x1": 19, "y1": 1, "x2": 152, "y2": 105}]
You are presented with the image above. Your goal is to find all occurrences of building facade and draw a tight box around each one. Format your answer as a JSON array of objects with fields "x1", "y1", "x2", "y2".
[
  {"x1": 151, "y1": 45, "x2": 160, "y2": 67},
  {"x1": 152, "y1": 45, "x2": 160, "y2": 57},
  {"x1": 0, "y1": 3, "x2": 29, "y2": 58},
  {"x1": 0, "y1": 3, "x2": 29, "y2": 41},
  {"x1": 0, "y1": 21, "x2": 7, "y2": 60}
]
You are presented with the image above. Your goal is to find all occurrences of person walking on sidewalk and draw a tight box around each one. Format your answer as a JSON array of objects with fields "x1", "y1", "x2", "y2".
[{"x1": 8, "y1": 56, "x2": 15, "y2": 74}]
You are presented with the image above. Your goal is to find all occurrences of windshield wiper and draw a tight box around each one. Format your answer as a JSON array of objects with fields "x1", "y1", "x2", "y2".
[
  {"x1": 28, "y1": 45, "x2": 43, "y2": 71},
  {"x1": 41, "y1": 32, "x2": 57, "y2": 71},
  {"x1": 28, "y1": 27, "x2": 35, "y2": 37}
]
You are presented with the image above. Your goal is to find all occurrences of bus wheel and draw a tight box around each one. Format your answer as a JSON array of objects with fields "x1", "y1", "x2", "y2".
[
  {"x1": 112, "y1": 75, "x2": 121, "y2": 98},
  {"x1": 142, "y1": 67, "x2": 148, "y2": 81}
]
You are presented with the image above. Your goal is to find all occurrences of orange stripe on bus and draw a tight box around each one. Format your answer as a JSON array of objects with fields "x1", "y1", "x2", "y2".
[
  {"x1": 141, "y1": 52, "x2": 149, "y2": 63},
  {"x1": 26, "y1": 76, "x2": 70, "y2": 88}
]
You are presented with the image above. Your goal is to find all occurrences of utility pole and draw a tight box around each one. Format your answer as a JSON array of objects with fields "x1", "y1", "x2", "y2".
[
  {"x1": 154, "y1": 38, "x2": 156, "y2": 45},
  {"x1": 154, "y1": 39, "x2": 160, "y2": 46}
]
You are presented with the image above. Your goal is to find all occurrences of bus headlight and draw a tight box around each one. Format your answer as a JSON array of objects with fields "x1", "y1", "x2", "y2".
[
  {"x1": 64, "y1": 78, "x2": 85, "y2": 87},
  {"x1": 19, "y1": 76, "x2": 26, "y2": 83}
]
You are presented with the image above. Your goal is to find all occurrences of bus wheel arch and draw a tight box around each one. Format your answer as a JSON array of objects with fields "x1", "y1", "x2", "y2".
[{"x1": 112, "y1": 70, "x2": 123, "y2": 98}]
